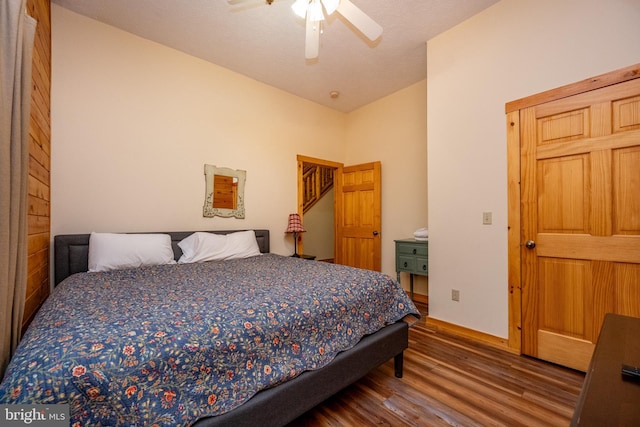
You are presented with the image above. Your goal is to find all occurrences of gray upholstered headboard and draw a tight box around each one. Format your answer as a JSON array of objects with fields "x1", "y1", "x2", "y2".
[{"x1": 54, "y1": 229, "x2": 270, "y2": 286}]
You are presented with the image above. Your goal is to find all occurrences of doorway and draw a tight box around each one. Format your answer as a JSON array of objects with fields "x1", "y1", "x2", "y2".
[
  {"x1": 296, "y1": 155, "x2": 383, "y2": 271},
  {"x1": 506, "y1": 63, "x2": 640, "y2": 369},
  {"x1": 297, "y1": 155, "x2": 341, "y2": 262}
]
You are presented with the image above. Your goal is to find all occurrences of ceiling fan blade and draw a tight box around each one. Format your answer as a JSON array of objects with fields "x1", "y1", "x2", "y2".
[
  {"x1": 305, "y1": 15, "x2": 320, "y2": 59},
  {"x1": 336, "y1": 0, "x2": 382, "y2": 41}
]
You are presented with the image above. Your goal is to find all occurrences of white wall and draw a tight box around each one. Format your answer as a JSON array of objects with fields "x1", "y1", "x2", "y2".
[
  {"x1": 51, "y1": 5, "x2": 429, "y2": 280},
  {"x1": 346, "y1": 80, "x2": 428, "y2": 294},
  {"x1": 427, "y1": 0, "x2": 640, "y2": 337},
  {"x1": 51, "y1": 5, "x2": 347, "y2": 256}
]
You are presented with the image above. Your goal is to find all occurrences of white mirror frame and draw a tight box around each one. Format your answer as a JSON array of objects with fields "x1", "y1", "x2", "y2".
[{"x1": 203, "y1": 164, "x2": 246, "y2": 218}]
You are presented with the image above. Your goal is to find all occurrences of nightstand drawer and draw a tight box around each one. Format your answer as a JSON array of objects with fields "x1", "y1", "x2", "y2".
[
  {"x1": 397, "y1": 255, "x2": 416, "y2": 272},
  {"x1": 416, "y1": 257, "x2": 428, "y2": 275},
  {"x1": 396, "y1": 243, "x2": 428, "y2": 257},
  {"x1": 397, "y1": 256, "x2": 429, "y2": 275}
]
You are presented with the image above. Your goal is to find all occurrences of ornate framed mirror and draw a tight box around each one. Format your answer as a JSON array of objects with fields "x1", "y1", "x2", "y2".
[{"x1": 203, "y1": 164, "x2": 246, "y2": 218}]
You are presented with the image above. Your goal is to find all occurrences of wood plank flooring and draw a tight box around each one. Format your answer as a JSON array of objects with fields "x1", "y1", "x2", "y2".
[{"x1": 288, "y1": 303, "x2": 585, "y2": 426}]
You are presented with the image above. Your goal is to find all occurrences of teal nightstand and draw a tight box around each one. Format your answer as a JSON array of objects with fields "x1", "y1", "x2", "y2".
[{"x1": 395, "y1": 239, "x2": 428, "y2": 299}]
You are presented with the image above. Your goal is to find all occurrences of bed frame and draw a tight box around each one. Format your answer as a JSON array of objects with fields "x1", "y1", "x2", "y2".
[{"x1": 53, "y1": 230, "x2": 409, "y2": 427}]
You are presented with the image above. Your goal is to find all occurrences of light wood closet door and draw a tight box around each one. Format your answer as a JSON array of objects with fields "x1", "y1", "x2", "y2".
[{"x1": 521, "y1": 78, "x2": 640, "y2": 371}]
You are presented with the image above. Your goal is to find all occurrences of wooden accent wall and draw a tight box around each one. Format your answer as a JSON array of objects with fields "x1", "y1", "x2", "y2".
[{"x1": 23, "y1": 0, "x2": 51, "y2": 331}]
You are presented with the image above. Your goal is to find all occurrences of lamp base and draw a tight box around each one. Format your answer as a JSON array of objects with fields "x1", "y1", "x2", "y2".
[{"x1": 292, "y1": 231, "x2": 300, "y2": 257}]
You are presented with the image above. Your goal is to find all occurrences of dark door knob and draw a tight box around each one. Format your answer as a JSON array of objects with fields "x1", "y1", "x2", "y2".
[
  {"x1": 525, "y1": 240, "x2": 536, "y2": 249},
  {"x1": 373, "y1": 231, "x2": 379, "y2": 236}
]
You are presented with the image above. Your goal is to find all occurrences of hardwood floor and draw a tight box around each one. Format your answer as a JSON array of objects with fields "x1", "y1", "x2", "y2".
[{"x1": 288, "y1": 303, "x2": 585, "y2": 426}]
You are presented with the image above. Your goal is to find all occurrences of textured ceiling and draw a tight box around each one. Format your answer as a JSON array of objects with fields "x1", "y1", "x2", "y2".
[{"x1": 51, "y1": 0, "x2": 499, "y2": 112}]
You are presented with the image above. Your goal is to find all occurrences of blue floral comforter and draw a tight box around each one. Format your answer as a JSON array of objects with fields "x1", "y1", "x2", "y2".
[{"x1": 0, "y1": 254, "x2": 418, "y2": 426}]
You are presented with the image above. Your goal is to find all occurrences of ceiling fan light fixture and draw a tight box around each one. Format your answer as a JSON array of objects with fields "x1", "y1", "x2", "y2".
[
  {"x1": 322, "y1": 0, "x2": 340, "y2": 15},
  {"x1": 293, "y1": 0, "x2": 335, "y2": 22},
  {"x1": 308, "y1": 0, "x2": 325, "y2": 22},
  {"x1": 291, "y1": 0, "x2": 308, "y2": 19},
  {"x1": 287, "y1": 0, "x2": 380, "y2": 59}
]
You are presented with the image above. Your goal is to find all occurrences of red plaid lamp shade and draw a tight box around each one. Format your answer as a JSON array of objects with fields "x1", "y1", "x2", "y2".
[
  {"x1": 285, "y1": 213, "x2": 306, "y2": 233},
  {"x1": 285, "y1": 213, "x2": 305, "y2": 257}
]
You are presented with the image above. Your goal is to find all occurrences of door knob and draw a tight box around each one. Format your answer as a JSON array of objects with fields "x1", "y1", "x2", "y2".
[
  {"x1": 373, "y1": 231, "x2": 379, "y2": 236},
  {"x1": 525, "y1": 240, "x2": 536, "y2": 249}
]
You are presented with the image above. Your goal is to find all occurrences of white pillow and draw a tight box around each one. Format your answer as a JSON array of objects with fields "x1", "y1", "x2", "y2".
[
  {"x1": 178, "y1": 230, "x2": 261, "y2": 263},
  {"x1": 88, "y1": 232, "x2": 176, "y2": 272}
]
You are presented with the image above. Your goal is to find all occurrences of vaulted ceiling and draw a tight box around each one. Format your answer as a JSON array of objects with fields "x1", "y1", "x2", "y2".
[{"x1": 52, "y1": 0, "x2": 499, "y2": 112}]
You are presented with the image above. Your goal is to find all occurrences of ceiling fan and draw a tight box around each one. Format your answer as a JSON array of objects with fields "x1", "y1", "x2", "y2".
[{"x1": 227, "y1": 0, "x2": 383, "y2": 59}]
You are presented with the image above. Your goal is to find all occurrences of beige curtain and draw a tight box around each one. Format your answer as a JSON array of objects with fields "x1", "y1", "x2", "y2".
[{"x1": 0, "y1": 0, "x2": 36, "y2": 379}]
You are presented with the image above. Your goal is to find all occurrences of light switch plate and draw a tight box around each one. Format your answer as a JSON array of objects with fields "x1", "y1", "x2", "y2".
[{"x1": 482, "y1": 211, "x2": 492, "y2": 225}]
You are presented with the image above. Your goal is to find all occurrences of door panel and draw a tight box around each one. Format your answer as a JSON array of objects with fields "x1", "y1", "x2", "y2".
[
  {"x1": 614, "y1": 146, "x2": 640, "y2": 234},
  {"x1": 537, "y1": 155, "x2": 590, "y2": 233},
  {"x1": 614, "y1": 263, "x2": 640, "y2": 317},
  {"x1": 335, "y1": 162, "x2": 381, "y2": 271},
  {"x1": 521, "y1": 78, "x2": 640, "y2": 371},
  {"x1": 538, "y1": 258, "x2": 591, "y2": 337}
]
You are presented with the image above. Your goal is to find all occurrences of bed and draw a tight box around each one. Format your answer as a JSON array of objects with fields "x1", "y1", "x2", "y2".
[{"x1": 0, "y1": 229, "x2": 419, "y2": 426}]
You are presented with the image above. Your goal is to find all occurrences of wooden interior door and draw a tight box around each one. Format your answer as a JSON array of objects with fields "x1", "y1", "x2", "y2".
[
  {"x1": 334, "y1": 162, "x2": 382, "y2": 271},
  {"x1": 520, "y1": 78, "x2": 640, "y2": 371}
]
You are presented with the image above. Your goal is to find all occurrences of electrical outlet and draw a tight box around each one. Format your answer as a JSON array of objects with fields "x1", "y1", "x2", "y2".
[{"x1": 451, "y1": 289, "x2": 460, "y2": 302}]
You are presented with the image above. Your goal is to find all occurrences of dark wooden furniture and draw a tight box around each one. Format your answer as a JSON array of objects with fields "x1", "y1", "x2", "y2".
[
  {"x1": 395, "y1": 238, "x2": 428, "y2": 299},
  {"x1": 571, "y1": 313, "x2": 640, "y2": 426}
]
